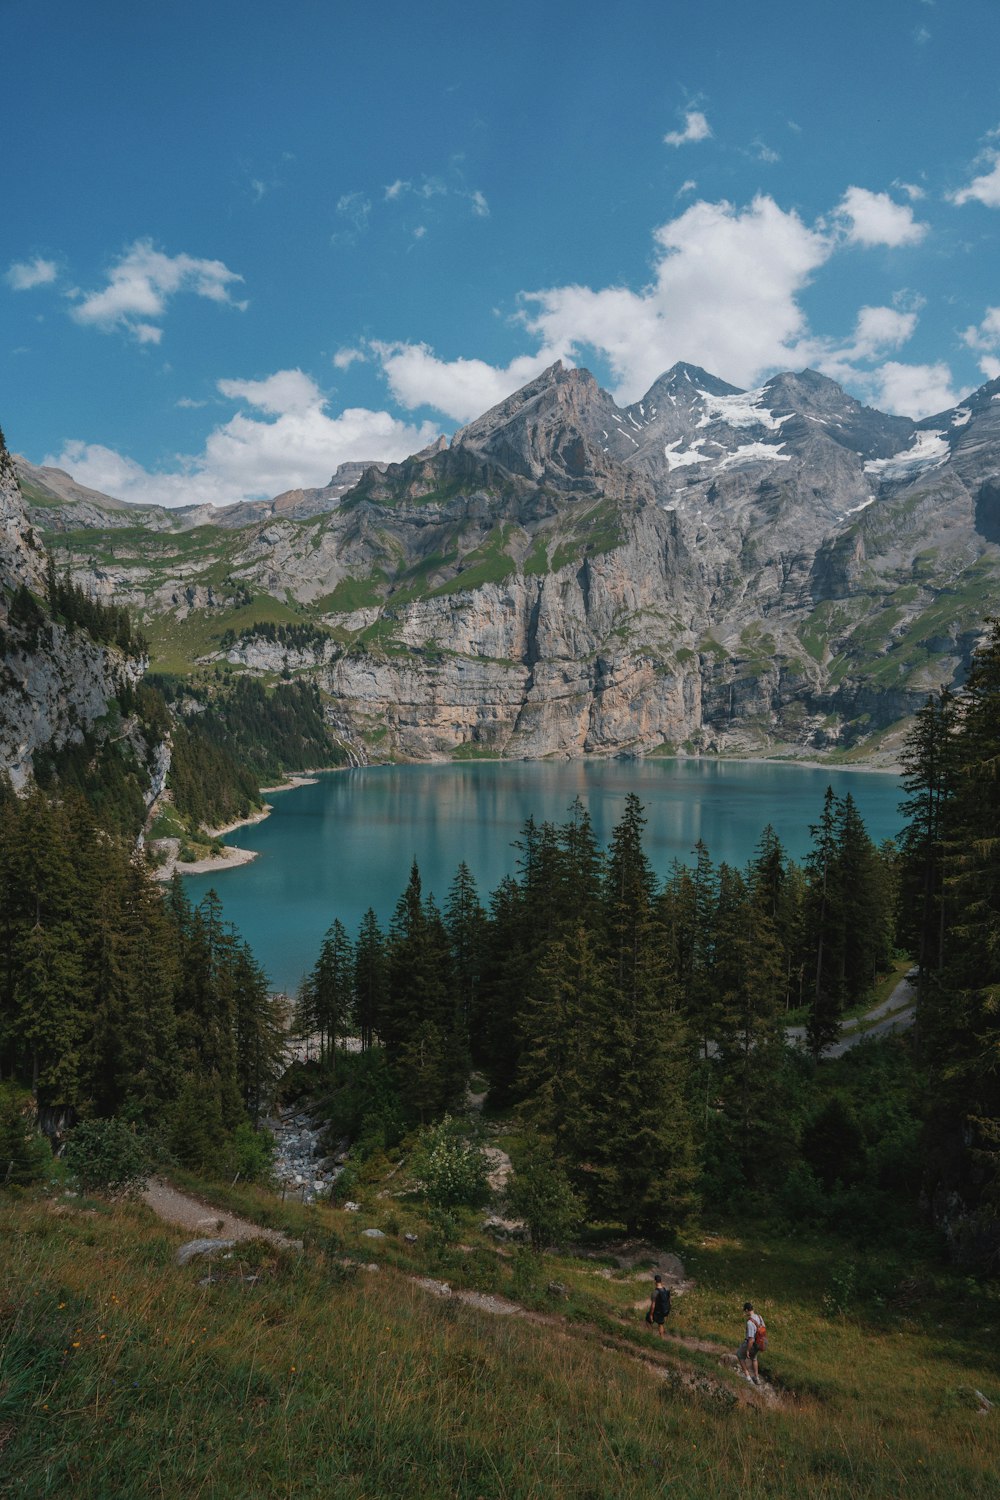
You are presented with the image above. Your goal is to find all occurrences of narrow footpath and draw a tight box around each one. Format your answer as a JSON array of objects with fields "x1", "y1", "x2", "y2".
[{"x1": 141, "y1": 1177, "x2": 783, "y2": 1410}]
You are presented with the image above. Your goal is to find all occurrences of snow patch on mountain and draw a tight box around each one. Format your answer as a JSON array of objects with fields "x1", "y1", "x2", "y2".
[
  {"x1": 663, "y1": 439, "x2": 712, "y2": 470},
  {"x1": 864, "y1": 430, "x2": 949, "y2": 480},
  {"x1": 695, "y1": 388, "x2": 793, "y2": 432},
  {"x1": 719, "y1": 441, "x2": 792, "y2": 470}
]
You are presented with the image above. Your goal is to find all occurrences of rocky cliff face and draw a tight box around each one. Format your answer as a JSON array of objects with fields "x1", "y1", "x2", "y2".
[
  {"x1": 0, "y1": 437, "x2": 152, "y2": 791},
  {"x1": 23, "y1": 364, "x2": 1000, "y2": 764}
]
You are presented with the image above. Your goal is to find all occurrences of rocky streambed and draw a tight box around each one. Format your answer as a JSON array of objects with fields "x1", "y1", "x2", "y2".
[{"x1": 266, "y1": 1107, "x2": 345, "y2": 1203}]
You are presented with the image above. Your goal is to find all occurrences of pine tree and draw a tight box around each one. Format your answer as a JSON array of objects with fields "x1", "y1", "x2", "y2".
[
  {"x1": 924, "y1": 622, "x2": 1000, "y2": 1235},
  {"x1": 898, "y1": 688, "x2": 958, "y2": 991},
  {"x1": 233, "y1": 942, "x2": 286, "y2": 1124},
  {"x1": 384, "y1": 864, "x2": 464, "y2": 1118},
  {"x1": 804, "y1": 787, "x2": 844, "y2": 1056},
  {"x1": 353, "y1": 908, "x2": 386, "y2": 1051},
  {"x1": 308, "y1": 919, "x2": 354, "y2": 1068},
  {"x1": 580, "y1": 795, "x2": 696, "y2": 1234},
  {"x1": 444, "y1": 862, "x2": 486, "y2": 1038}
]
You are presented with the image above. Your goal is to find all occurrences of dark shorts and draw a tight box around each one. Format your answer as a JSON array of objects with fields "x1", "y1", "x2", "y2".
[
  {"x1": 738, "y1": 1338, "x2": 757, "y2": 1361},
  {"x1": 652, "y1": 1310, "x2": 666, "y2": 1325}
]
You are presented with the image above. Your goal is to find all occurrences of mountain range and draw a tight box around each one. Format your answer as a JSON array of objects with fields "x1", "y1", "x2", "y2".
[{"x1": 15, "y1": 360, "x2": 1000, "y2": 764}]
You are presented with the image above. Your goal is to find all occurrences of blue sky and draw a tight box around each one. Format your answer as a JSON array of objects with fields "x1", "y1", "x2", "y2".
[{"x1": 3, "y1": 0, "x2": 1000, "y2": 507}]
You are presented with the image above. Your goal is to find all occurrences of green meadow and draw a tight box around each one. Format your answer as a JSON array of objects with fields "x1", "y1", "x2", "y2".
[{"x1": 3, "y1": 1177, "x2": 997, "y2": 1500}]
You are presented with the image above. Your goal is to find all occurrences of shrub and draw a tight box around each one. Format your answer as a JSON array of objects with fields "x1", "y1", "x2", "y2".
[
  {"x1": 64, "y1": 1117, "x2": 152, "y2": 1196},
  {"x1": 414, "y1": 1116, "x2": 488, "y2": 1209},
  {"x1": 227, "y1": 1122, "x2": 275, "y2": 1184},
  {"x1": 506, "y1": 1141, "x2": 584, "y2": 1250}
]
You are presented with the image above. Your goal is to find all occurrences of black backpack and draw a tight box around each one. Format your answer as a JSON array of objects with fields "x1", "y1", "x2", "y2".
[{"x1": 655, "y1": 1286, "x2": 671, "y2": 1318}]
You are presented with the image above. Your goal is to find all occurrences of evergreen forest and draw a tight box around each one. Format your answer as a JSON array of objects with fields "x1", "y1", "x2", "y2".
[{"x1": 3, "y1": 602, "x2": 1000, "y2": 1265}]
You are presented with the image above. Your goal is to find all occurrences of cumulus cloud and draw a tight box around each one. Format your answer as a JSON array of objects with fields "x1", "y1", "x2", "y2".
[
  {"x1": 950, "y1": 147, "x2": 1000, "y2": 208},
  {"x1": 524, "y1": 195, "x2": 831, "y2": 396},
  {"x1": 663, "y1": 110, "x2": 712, "y2": 147},
  {"x1": 217, "y1": 369, "x2": 322, "y2": 415},
  {"x1": 834, "y1": 187, "x2": 927, "y2": 247},
  {"x1": 333, "y1": 346, "x2": 367, "y2": 370},
  {"x1": 373, "y1": 196, "x2": 831, "y2": 414},
  {"x1": 374, "y1": 342, "x2": 558, "y2": 423},
  {"x1": 45, "y1": 369, "x2": 439, "y2": 508},
  {"x1": 5, "y1": 256, "x2": 58, "y2": 291},
  {"x1": 70, "y1": 239, "x2": 245, "y2": 341},
  {"x1": 894, "y1": 179, "x2": 926, "y2": 201},
  {"x1": 799, "y1": 303, "x2": 925, "y2": 394},
  {"x1": 869, "y1": 361, "x2": 959, "y2": 417},
  {"x1": 962, "y1": 306, "x2": 1000, "y2": 378}
]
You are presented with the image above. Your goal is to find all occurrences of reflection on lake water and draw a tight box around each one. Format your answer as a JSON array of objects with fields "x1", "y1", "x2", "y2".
[{"x1": 185, "y1": 759, "x2": 903, "y2": 993}]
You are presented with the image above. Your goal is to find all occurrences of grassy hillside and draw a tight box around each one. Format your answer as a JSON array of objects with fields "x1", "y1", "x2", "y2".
[{"x1": 3, "y1": 1177, "x2": 997, "y2": 1499}]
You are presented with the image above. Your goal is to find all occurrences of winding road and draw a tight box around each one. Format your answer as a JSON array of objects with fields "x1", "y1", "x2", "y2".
[{"x1": 786, "y1": 970, "x2": 916, "y2": 1058}]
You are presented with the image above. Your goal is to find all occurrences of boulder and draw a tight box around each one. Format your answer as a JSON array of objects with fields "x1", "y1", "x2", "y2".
[{"x1": 175, "y1": 1238, "x2": 236, "y2": 1267}]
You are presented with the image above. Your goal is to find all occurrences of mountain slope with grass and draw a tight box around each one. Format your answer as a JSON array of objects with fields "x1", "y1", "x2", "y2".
[{"x1": 4, "y1": 1135, "x2": 998, "y2": 1500}]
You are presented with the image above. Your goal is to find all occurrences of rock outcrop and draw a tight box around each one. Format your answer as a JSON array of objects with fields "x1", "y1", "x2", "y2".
[{"x1": 0, "y1": 434, "x2": 155, "y2": 792}]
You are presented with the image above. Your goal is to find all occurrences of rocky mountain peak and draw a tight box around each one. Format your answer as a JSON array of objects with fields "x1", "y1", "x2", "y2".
[
  {"x1": 453, "y1": 362, "x2": 627, "y2": 494},
  {"x1": 645, "y1": 363, "x2": 743, "y2": 402}
]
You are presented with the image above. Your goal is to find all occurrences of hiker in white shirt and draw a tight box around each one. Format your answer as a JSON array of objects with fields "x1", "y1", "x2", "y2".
[{"x1": 737, "y1": 1301, "x2": 764, "y2": 1384}]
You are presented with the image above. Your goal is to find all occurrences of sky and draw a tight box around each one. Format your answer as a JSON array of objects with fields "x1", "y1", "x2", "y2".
[{"x1": 3, "y1": 0, "x2": 1000, "y2": 508}]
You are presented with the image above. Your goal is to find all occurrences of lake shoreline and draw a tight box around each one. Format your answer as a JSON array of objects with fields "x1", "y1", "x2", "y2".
[{"x1": 170, "y1": 756, "x2": 899, "y2": 882}]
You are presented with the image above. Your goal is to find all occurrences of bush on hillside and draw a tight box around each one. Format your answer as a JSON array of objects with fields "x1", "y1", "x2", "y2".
[
  {"x1": 414, "y1": 1116, "x2": 488, "y2": 1209},
  {"x1": 64, "y1": 1117, "x2": 153, "y2": 1196},
  {"x1": 506, "y1": 1140, "x2": 584, "y2": 1250}
]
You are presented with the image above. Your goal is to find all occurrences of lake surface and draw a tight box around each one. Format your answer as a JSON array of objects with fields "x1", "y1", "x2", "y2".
[{"x1": 186, "y1": 759, "x2": 904, "y2": 993}]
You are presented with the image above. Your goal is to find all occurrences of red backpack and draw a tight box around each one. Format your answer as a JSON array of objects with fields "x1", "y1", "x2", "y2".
[{"x1": 752, "y1": 1316, "x2": 768, "y2": 1352}]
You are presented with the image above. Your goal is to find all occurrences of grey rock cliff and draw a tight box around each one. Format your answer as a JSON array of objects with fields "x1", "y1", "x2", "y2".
[{"x1": 0, "y1": 440, "x2": 152, "y2": 791}]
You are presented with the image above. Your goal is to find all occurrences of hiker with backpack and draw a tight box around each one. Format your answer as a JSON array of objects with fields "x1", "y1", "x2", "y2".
[
  {"x1": 737, "y1": 1301, "x2": 766, "y2": 1383},
  {"x1": 645, "y1": 1273, "x2": 671, "y2": 1337}
]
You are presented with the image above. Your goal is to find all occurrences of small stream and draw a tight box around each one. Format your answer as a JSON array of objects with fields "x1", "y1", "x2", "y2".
[{"x1": 266, "y1": 1107, "x2": 343, "y2": 1203}]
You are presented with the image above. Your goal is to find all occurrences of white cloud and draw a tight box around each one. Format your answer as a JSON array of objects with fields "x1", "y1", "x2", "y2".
[
  {"x1": 333, "y1": 346, "x2": 366, "y2": 370},
  {"x1": 70, "y1": 239, "x2": 244, "y2": 341},
  {"x1": 869, "y1": 361, "x2": 959, "y2": 417},
  {"x1": 384, "y1": 178, "x2": 408, "y2": 200},
  {"x1": 962, "y1": 306, "x2": 1000, "y2": 378},
  {"x1": 335, "y1": 192, "x2": 372, "y2": 235},
  {"x1": 45, "y1": 370, "x2": 440, "y2": 508},
  {"x1": 834, "y1": 187, "x2": 927, "y2": 247},
  {"x1": 469, "y1": 190, "x2": 490, "y2": 218},
  {"x1": 950, "y1": 148, "x2": 1000, "y2": 208},
  {"x1": 5, "y1": 256, "x2": 58, "y2": 291},
  {"x1": 374, "y1": 196, "x2": 831, "y2": 414},
  {"x1": 894, "y1": 180, "x2": 926, "y2": 201},
  {"x1": 523, "y1": 194, "x2": 831, "y2": 396},
  {"x1": 748, "y1": 139, "x2": 780, "y2": 164},
  {"x1": 663, "y1": 110, "x2": 712, "y2": 148},
  {"x1": 800, "y1": 303, "x2": 921, "y2": 389},
  {"x1": 217, "y1": 369, "x2": 322, "y2": 415},
  {"x1": 375, "y1": 342, "x2": 561, "y2": 423},
  {"x1": 851, "y1": 304, "x2": 919, "y2": 356},
  {"x1": 676, "y1": 179, "x2": 697, "y2": 198}
]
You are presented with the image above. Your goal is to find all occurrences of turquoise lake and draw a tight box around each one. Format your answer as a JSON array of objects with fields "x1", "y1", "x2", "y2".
[{"x1": 185, "y1": 759, "x2": 905, "y2": 994}]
